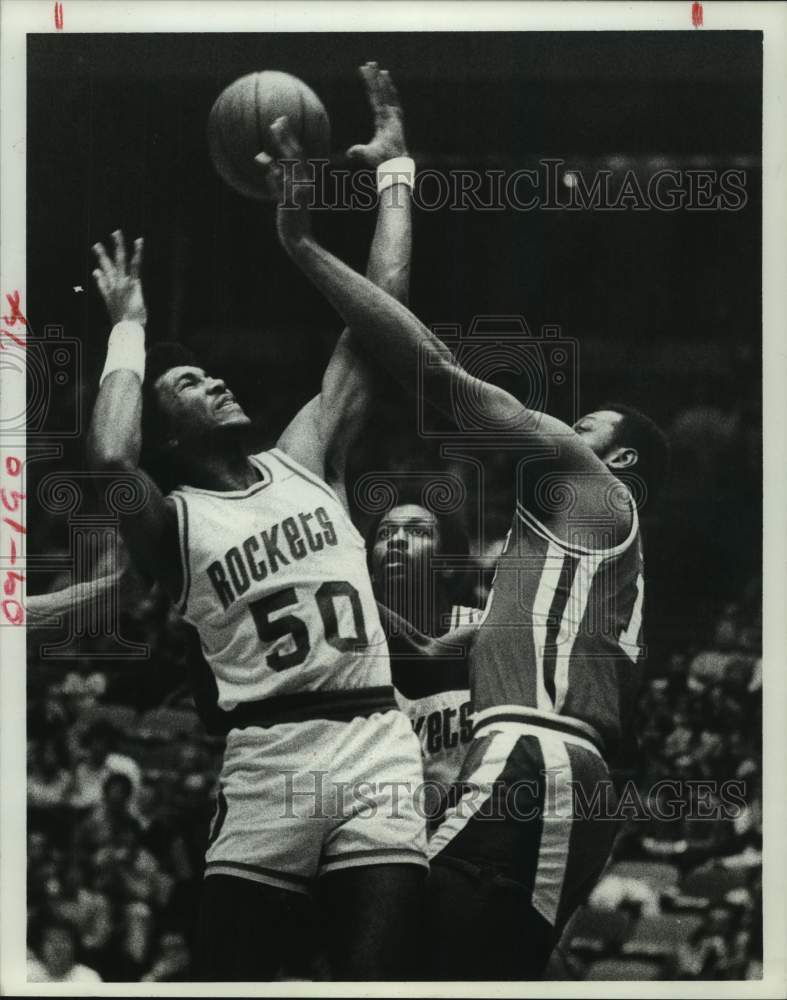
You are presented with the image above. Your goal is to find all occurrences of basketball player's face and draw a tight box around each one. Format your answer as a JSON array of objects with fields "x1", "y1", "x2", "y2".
[
  {"x1": 371, "y1": 505, "x2": 441, "y2": 587},
  {"x1": 572, "y1": 410, "x2": 624, "y2": 459},
  {"x1": 155, "y1": 365, "x2": 251, "y2": 443}
]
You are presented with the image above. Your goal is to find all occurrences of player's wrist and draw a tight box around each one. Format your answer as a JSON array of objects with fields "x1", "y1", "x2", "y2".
[
  {"x1": 100, "y1": 320, "x2": 146, "y2": 385},
  {"x1": 377, "y1": 156, "x2": 415, "y2": 194}
]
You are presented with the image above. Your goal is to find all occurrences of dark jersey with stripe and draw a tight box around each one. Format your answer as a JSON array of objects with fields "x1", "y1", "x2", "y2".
[{"x1": 470, "y1": 496, "x2": 645, "y2": 746}]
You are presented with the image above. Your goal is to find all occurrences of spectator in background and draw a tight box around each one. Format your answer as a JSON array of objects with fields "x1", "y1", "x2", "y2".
[
  {"x1": 75, "y1": 772, "x2": 139, "y2": 854},
  {"x1": 93, "y1": 819, "x2": 174, "y2": 978},
  {"x1": 69, "y1": 721, "x2": 141, "y2": 814},
  {"x1": 59, "y1": 659, "x2": 108, "y2": 716},
  {"x1": 51, "y1": 859, "x2": 112, "y2": 975},
  {"x1": 141, "y1": 931, "x2": 191, "y2": 982},
  {"x1": 28, "y1": 736, "x2": 72, "y2": 810},
  {"x1": 27, "y1": 918, "x2": 102, "y2": 983}
]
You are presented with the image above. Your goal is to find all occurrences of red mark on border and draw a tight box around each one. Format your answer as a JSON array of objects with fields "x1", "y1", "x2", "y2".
[
  {"x1": 691, "y1": 1, "x2": 703, "y2": 28},
  {"x1": 1, "y1": 292, "x2": 27, "y2": 626},
  {"x1": 1, "y1": 290, "x2": 27, "y2": 350},
  {"x1": 54, "y1": 2, "x2": 64, "y2": 30}
]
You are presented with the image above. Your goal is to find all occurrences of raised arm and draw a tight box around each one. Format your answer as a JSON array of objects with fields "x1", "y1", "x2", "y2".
[
  {"x1": 274, "y1": 63, "x2": 412, "y2": 504},
  {"x1": 262, "y1": 120, "x2": 630, "y2": 546},
  {"x1": 85, "y1": 232, "x2": 181, "y2": 596}
]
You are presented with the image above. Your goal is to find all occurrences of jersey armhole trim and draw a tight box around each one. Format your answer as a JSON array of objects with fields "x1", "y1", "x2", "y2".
[
  {"x1": 170, "y1": 493, "x2": 191, "y2": 615},
  {"x1": 516, "y1": 495, "x2": 639, "y2": 559},
  {"x1": 269, "y1": 447, "x2": 366, "y2": 547}
]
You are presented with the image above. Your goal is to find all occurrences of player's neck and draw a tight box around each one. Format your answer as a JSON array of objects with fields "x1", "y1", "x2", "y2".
[
  {"x1": 383, "y1": 586, "x2": 453, "y2": 639},
  {"x1": 180, "y1": 445, "x2": 260, "y2": 492}
]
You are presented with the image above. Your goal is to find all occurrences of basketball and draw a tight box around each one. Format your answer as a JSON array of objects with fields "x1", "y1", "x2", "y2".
[{"x1": 207, "y1": 70, "x2": 331, "y2": 200}]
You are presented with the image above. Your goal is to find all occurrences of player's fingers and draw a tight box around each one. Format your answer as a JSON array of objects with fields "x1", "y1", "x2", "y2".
[
  {"x1": 269, "y1": 116, "x2": 302, "y2": 159},
  {"x1": 380, "y1": 69, "x2": 401, "y2": 107},
  {"x1": 92, "y1": 268, "x2": 109, "y2": 298},
  {"x1": 129, "y1": 237, "x2": 144, "y2": 281},
  {"x1": 255, "y1": 152, "x2": 280, "y2": 198},
  {"x1": 91, "y1": 241, "x2": 115, "y2": 277},
  {"x1": 112, "y1": 229, "x2": 127, "y2": 273},
  {"x1": 346, "y1": 143, "x2": 370, "y2": 161},
  {"x1": 360, "y1": 62, "x2": 382, "y2": 113}
]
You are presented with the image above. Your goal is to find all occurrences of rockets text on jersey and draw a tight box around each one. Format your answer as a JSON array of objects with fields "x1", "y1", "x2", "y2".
[
  {"x1": 394, "y1": 605, "x2": 481, "y2": 818},
  {"x1": 170, "y1": 448, "x2": 390, "y2": 711},
  {"x1": 470, "y1": 495, "x2": 645, "y2": 746}
]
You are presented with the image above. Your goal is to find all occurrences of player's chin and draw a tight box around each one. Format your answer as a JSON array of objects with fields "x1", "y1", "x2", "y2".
[
  {"x1": 382, "y1": 560, "x2": 409, "y2": 579},
  {"x1": 214, "y1": 409, "x2": 252, "y2": 429}
]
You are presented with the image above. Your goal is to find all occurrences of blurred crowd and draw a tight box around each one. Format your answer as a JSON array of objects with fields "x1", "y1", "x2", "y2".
[{"x1": 25, "y1": 567, "x2": 763, "y2": 983}]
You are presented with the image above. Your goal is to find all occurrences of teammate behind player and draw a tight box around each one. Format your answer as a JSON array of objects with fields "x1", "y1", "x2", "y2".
[
  {"x1": 367, "y1": 500, "x2": 480, "y2": 822},
  {"x1": 86, "y1": 64, "x2": 428, "y2": 982},
  {"x1": 258, "y1": 118, "x2": 669, "y2": 979}
]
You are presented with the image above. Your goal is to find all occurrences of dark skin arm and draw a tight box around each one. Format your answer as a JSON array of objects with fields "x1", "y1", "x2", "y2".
[
  {"x1": 85, "y1": 233, "x2": 182, "y2": 599},
  {"x1": 274, "y1": 63, "x2": 412, "y2": 507},
  {"x1": 261, "y1": 120, "x2": 631, "y2": 549},
  {"x1": 376, "y1": 602, "x2": 476, "y2": 699}
]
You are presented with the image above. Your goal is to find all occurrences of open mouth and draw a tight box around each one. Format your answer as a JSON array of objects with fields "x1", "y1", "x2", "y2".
[
  {"x1": 384, "y1": 557, "x2": 408, "y2": 571},
  {"x1": 215, "y1": 394, "x2": 238, "y2": 412}
]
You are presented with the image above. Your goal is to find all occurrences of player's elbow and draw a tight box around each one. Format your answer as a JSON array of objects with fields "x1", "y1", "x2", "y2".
[{"x1": 86, "y1": 440, "x2": 138, "y2": 475}]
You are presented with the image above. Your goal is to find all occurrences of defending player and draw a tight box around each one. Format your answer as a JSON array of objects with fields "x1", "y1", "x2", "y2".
[
  {"x1": 367, "y1": 500, "x2": 481, "y2": 823},
  {"x1": 86, "y1": 64, "x2": 427, "y2": 981},
  {"x1": 259, "y1": 118, "x2": 669, "y2": 979}
]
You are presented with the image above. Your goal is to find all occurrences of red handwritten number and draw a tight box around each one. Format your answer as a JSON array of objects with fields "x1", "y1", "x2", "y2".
[
  {"x1": 2, "y1": 600, "x2": 24, "y2": 626},
  {"x1": 4, "y1": 572, "x2": 25, "y2": 596},
  {"x1": 5, "y1": 456, "x2": 22, "y2": 477},
  {"x1": 54, "y1": 2, "x2": 64, "y2": 30},
  {"x1": 691, "y1": 1, "x2": 703, "y2": 28},
  {"x1": 0, "y1": 490, "x2": 26, "y2": 513},
  {"x1": 3, "y1": 291, "x2": 27, "y2": 327}
]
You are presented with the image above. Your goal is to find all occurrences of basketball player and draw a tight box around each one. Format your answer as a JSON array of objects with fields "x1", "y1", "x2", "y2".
[
  {"x1": 260, "y1": 117, "x2": 669, "y2": 980},
  {"x1": 86, "y1": 64, "x2": 427, "y2": 981},
  {"x1": 367, "y1": 500, "x2": 481, "y2": 823}
]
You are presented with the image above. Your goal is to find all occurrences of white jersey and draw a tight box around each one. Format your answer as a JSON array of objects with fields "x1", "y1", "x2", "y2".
[
  {"x1": 394, "y1": 605, "x2": 481, "y2": 805},
  {"x1": 170, "y1": 448, "x2": 390, "y2": 712}
]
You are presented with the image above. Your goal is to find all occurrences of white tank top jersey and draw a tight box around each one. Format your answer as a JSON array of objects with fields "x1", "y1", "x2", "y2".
[
  {"x1": 169, "y1": 448, "x2": 391, "y2": 712},
  {"x1": 394, "y1": 605, "x2": 481, "y2": 791}
]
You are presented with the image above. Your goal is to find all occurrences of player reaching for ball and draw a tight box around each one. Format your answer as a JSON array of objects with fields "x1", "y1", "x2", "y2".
[
  {"x1": 260, "y1": 115, "x2": 670, "y2": 980},
  {"x1": 86, "y1": 64, "x2": 428, "y2": 982}
]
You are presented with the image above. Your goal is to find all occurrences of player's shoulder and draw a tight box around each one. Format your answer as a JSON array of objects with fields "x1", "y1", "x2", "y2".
[{"x1": 518, "y1": 478, "x2": 639, "y2": 559}]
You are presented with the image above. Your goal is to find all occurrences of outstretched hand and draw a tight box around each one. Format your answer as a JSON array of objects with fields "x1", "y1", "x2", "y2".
[
  {"x1": 92, "y1": 231, "x2": 146, "y2": 327},
  {"x1": 256, "y1": 117, "x2": 314, "y2": 248},
  {"x1": 346, "y1": 62, "x2": 407, "y2": 167}
]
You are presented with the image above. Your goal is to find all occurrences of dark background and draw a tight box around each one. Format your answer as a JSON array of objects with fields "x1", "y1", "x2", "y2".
[{"x1": 27, "y1": 29, "x2": 762, "y2": 655}]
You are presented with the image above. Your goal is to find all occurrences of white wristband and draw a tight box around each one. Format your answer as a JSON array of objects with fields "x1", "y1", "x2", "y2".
[
  {"x1": 100, "y1": 321, "x2": 146, "y2": 385},
  {"x1": 377, "y1": 156, "x2": 415, "y2": 194}
]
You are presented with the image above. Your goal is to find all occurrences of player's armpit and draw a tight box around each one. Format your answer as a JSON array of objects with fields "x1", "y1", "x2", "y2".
[
  {"x1": 275, "y1": 394, "x2": 325, "y2": 479},
  {"x1": 113, "y1": 477, "x2": 183, "y2": 602}
]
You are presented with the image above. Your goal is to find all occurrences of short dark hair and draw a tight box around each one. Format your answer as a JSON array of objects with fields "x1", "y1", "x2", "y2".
[
  {"x1": 364, "y1": 494, "x2": 469, "y2": 560},
  {"x1": 601, "y1": 401, "x2": 671, "y2": 505},
  {"x1": 140, "y1": 342, "x2": 199, "y2": 492},
  {"x1": 364, "y1": 488, "x2": 471, "y2": 607}
]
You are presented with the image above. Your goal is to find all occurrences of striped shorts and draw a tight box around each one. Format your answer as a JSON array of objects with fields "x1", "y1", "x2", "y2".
[{"x1": 425, "y1": 709, "x2": 619, "y2": 979}]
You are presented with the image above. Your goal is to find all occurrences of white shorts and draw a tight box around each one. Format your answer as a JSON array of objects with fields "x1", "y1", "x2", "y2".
[{"x1": 204, "y1": 709, "x2": 427, "y2": 893}]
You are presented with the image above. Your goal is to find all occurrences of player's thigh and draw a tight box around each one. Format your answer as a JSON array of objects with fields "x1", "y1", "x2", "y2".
[
  {"x1": 426, "y1": 857, "x2": 553, "y2": 981},
  {"x1": 193, "y1": 874, "x2": 311, "y2": 981},
  {"x1": 318, "y1": 862, "x2": 426, "y2": 980}
]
